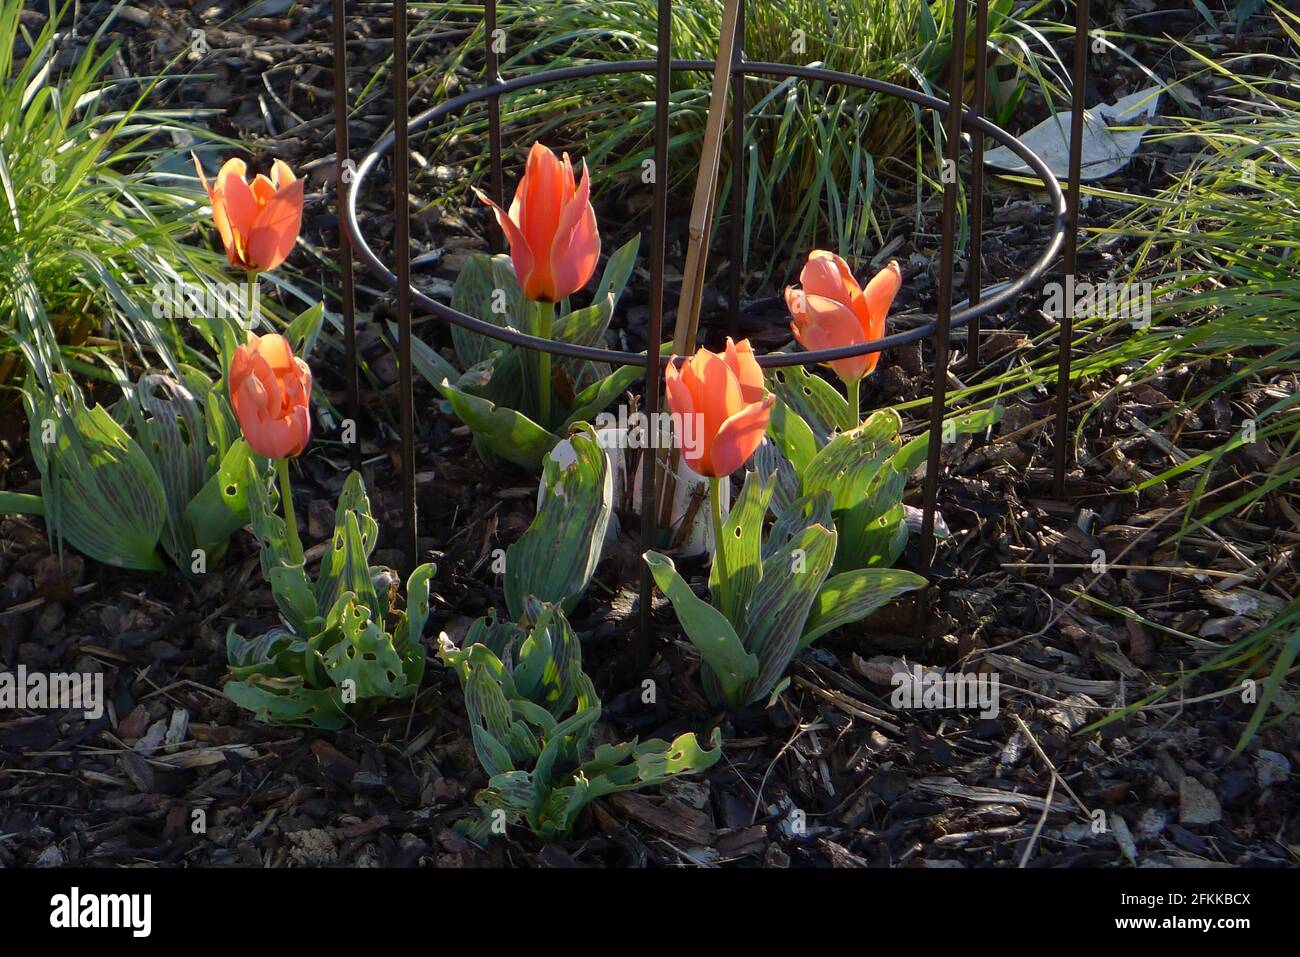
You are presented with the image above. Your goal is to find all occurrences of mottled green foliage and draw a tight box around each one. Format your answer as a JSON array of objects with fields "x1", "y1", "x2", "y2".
[
  {"x1": 647, "y1": 463, "x2": 925, "y2": 709},
  {"x1": 224, "y1": 471, "x2": 432, "y2": 729},
  {"x1": 504, "y1": 425, "x2": 611, "y2": 620},
  {"x1": 439, "y1": 601, "x2": 721, "y2": 841}
]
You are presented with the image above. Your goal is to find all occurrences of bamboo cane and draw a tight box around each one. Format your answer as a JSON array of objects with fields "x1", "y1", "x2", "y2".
[{"x1": 656, "y1": 0, "x2": 743, "y2": 536}]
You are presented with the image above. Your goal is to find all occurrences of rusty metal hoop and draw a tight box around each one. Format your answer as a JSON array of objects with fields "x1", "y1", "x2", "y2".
[{"x1": 331, "y1": 0, "x2": 1092, "y2": 648}]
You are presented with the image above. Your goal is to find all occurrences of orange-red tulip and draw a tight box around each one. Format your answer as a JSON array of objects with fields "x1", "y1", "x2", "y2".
[
  {"x1": 195, "y1": 156, "x2": 304, "y2": 273},
  {"x1": 665, "y1": 338, "x2": 774, "y2": 478},
  {"x1": 229, "y1": 333, "x2": 312, "y2": 459},
  {"x1": 785, "y1": 252, "x2": 902, "y2": 385},
  {"x1": 476, "y1": 142, "x2": 601, "y2": 303}
]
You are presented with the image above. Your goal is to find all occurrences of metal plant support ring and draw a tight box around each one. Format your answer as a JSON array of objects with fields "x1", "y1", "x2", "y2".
[
  {"x1": 342, "y1": 61, "x2": 1068, "y2": 368},
  {"x1": 332, "y1": 0, "x2": 1091, "y2": 647}
]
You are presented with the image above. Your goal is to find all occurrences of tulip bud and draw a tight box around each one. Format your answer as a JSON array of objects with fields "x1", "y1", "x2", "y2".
[
  {"x1": 228, "y1": 333, "x2": 312, "y2": 459},
  {"x1": 475, "y1": 142, "x2": 601, "y2": 303}
]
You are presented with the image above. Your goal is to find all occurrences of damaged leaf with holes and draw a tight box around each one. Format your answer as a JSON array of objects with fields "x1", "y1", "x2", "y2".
[
  {"x1": 224, "y1": 470, "x2": 434, "y2": 729},
  {"x1": 439, "y1": 599, "x2": 720, "y2": 841}
]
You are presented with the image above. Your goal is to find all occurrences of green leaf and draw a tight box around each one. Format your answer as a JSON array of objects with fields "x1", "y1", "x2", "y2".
[
  {"x1": 893, "y1": 405, "x2": 1004, "y2": 477},
  {"x1": 512, "y1": 600, "x2": 583, "y2": 717},
  {"x1": 184, "y1": 438, "x2": 256, "y2": 566},
  {"x1": 285, "y1": 301, "x2": 326, "y2": 357},
  {"x1": 222, "y1": 674, "x2": 348, "y2": 730},
  {"x1": 768, "y1": 363, "x2": 853, "y2": 441},
  {"x1": 132, "y1": 372, "x2": 208, "y2": 567},
  {"x1": 553, "y1": 293, "x2": 614, "y2": 348},
  {"x1": 319, "y1": 592, "x2": 412, "y2": 700},
  {"x1": 708, "y1": 469, "x2": 774, "y2": 627},
  {"x1": 401, "y1": 321, "x2": 463, "y2": 396},
  {"x1": 396, "y1": 562, "x2": 436, "y2": 659},
  {"x1": 440, "y1": 377, "x2": 559, "y2": 472},
  {"x1": 800, "y1": 568, "x2": 927, "y2": 648},
  {"x1": 505, "y1": 426, "x2": 611, "y2": 618},
  {"x1": 765, "y1": 393, "x2": 819, "y2": 473},
  {"x1": 450, "y1": 253, "x2": 519, "y2": 369},
  {"x1": 562, "y1": 362, "x2": 645, "y2": 430},
  {"x1": 315, "y1": 507, "x2": 379, "y2": 620},
  {"x1": 740, "y1": 523, "x2": 837, "y2": 704},
  {"x1": 592, "y1": 234, "x2": 640, "y2": 312},
  {"x1": 802, "y1": 410, "x2": 906, "y2": 574},
  {"x1": 27, "y1": 375, "x2": 165, "y2": 571},
  {"x1": 644, "y1": 550, "x2": 758, "y2": 708},
  {"x1": 579, "y1": 728, "x2": 723, "y2": 816}
]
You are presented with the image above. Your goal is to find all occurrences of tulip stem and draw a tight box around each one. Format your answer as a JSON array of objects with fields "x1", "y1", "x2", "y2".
[
  {"x1": 247, "y1": 272, "x2": 258, "y2": 325},
  {"x1": 846, "y1": 376, "x2": 861, "y2": 426},
  {"x1": 538, "y1": 301, "x2": 553, "y2": 430},
  {"x1": 709, "y1": 476, "x2": 729, "y2": 611},
  {"x1": 275, "y1": 457, "x2": 304, "y2": 566}
]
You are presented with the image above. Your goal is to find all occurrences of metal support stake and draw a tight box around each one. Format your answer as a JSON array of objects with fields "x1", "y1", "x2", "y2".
[
  {"x1": 919, "y1": 0, "x2": 969, "y2": 571},
  {"x1": 394, "y1": 0, "x2": 417, "y2": 572},
  {"x1": 637, "y1": 0, "x2": 674, "y2": 667},
  {"x1": 1053, "y1": 0, "x2": 1091, "y2": 499}
]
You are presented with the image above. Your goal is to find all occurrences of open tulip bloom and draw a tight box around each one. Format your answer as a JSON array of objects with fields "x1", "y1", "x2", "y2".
[
  {"x1": 195, "y1": 156, "x2": 304, "y2": 276},
  {"x1": 476, "y1": 142, "x2": 601, "y2": 430},
  {"x1": 785, "y1": 251, "x2": 902, "y2": 421},
  {"x1": 664, "y1": 338, "x2": 774, "y2": 592}
]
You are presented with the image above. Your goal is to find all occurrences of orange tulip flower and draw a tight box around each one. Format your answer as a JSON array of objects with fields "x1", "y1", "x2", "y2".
[
  {"x1": 665, "y1": 338, "x2": 774, "y2": 478},
  {"x1": 229, "y1": 333, "x2": 313, "y2": 460},
  {"x1": 785, "y1": 252, "x2": 902, "y2": 386},
  {"x1": 195, "y1": 156, "x2": 304, "y2": 274},
  {"x1": 476, "y1": 142, "x2": 601, "y2": 303}
]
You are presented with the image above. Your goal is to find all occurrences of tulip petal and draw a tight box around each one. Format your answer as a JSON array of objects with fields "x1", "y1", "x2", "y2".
[
  {"x1": 218, "y1": 160, "x2": 260, "y2": 240},
  {"x1": 271, "y1": 159, "x2": 297, "y2": 190},
  {"x1": 247, "y1": 177, "x2": 304, "y2": 273},
  {"x1": 792, "y1": 293, "x2": 874, "y2": 384},
  {"x1": 723, "y1": 337, "x2": 766, "y2": 404},
  {"x1": 861, "y1": 260, "x2": 902, "y2": 339},
  {"x1": 801, "y1": 250, "x2": 861, "y2": 302},
  {"x1": 476, "y1": 187, "x2": 537, "y2": 300},
  {"x1": 254, "y1": 333, "x2": 296, "y2": 374},
  {"x1": 664, "y1": 359, "x2": 707, "y2": 466},
  {"x1": 521, "y1": 143, "x2": 564, "y2": 295},
  {"x1": 711, "y1": 395, "x2": 775, "y2": 477},
  {"x1": 549, "y1": 160, "x2": 600, "y2": 301}
]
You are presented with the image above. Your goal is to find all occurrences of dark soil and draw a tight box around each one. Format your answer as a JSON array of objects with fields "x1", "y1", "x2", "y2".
[{"x1": 1, "y1": 0, "x2": 1296, "y2": 868}]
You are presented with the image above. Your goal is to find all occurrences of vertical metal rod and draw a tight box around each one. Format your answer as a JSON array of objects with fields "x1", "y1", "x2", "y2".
[
  {"x1": 726, "y1": 0, "x2": 745, "y2": 339},
  {"x1": 919, "y1": 0, "x2": 968, "y2": 570},
  {"x1": 394, "y1": 0, "x2": 417, "y2": 573},
  {"x1": 638, "y1": 0, "x2": 673, "y2": 666},
  {"x1": 966, "y1": 0, "x2": 988, "y2": 370},
  {"x1": 485, "y1": 0, "x2": 505, "y2": 253},
  {"x1": 332, "y1": 0, "x2": 360, "y2": 471},
  {"x1": 1053, "y1": 0, "x2": 1090, "y2": 499}
]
